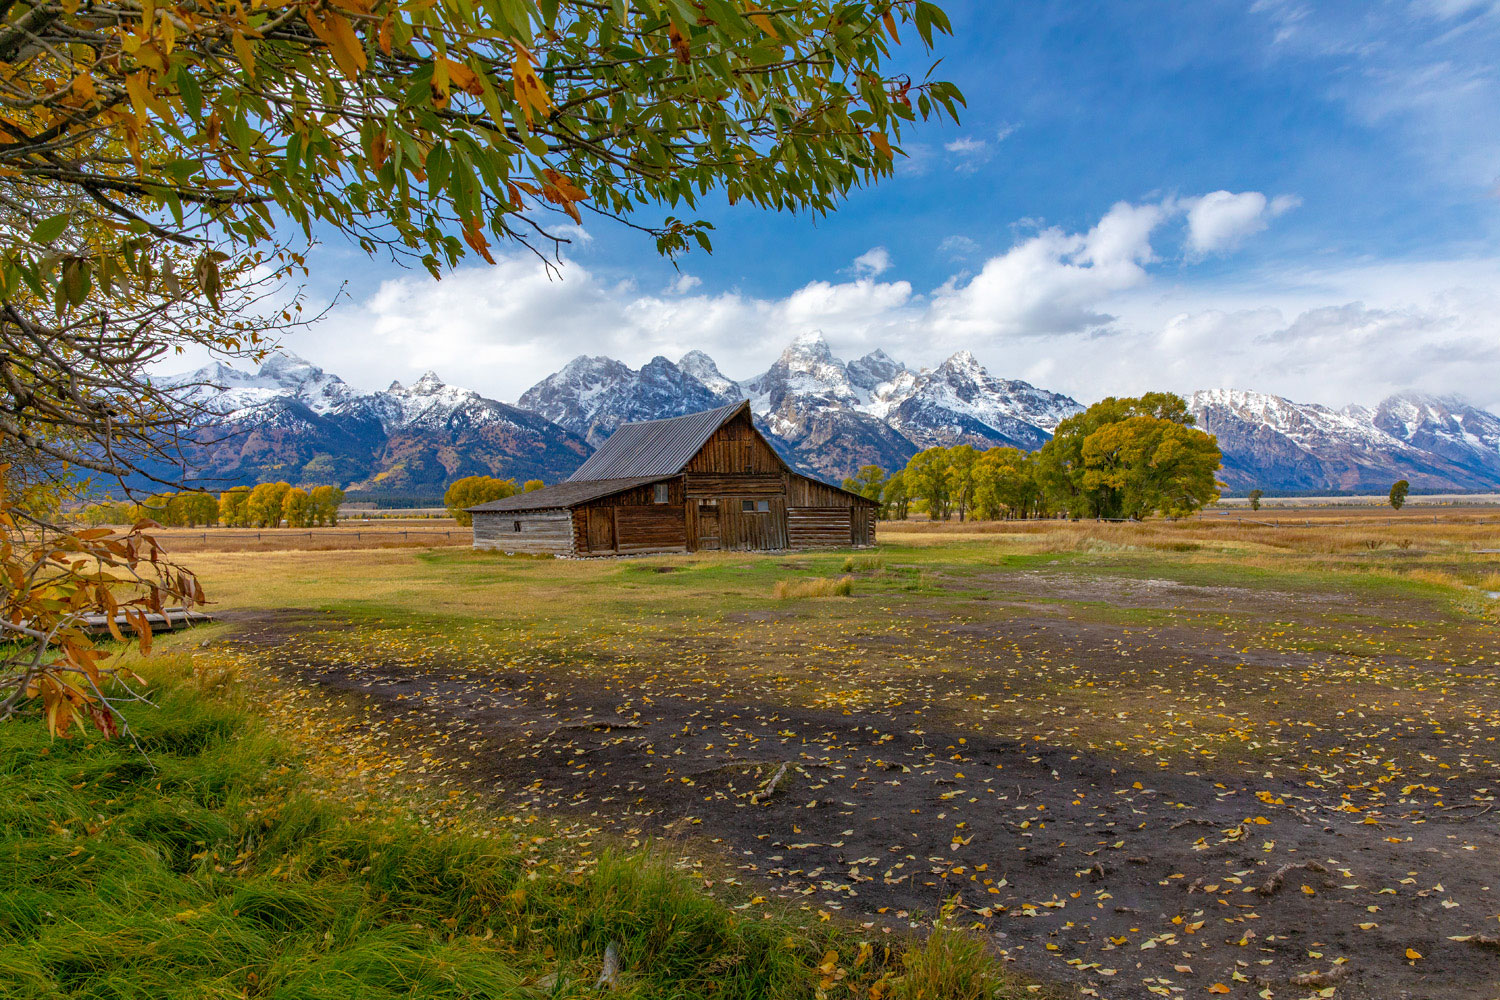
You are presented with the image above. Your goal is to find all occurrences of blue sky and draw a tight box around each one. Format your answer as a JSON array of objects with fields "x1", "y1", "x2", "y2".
[{"x1": 287, "y1": 0, "x2": 1500, "y2": 410}]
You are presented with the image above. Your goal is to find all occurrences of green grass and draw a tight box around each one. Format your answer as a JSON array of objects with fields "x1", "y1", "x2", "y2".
[{"x1": 0, "y1": 657, "x2": 1017, "y2": 1000}]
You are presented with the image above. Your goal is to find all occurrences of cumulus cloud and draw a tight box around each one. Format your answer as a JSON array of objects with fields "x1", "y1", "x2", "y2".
[
  {"x1": 848, "y1": 246, "x2": 894, "y2": 277},
  {"x1": 255, "y1": 195, "x2": 1500, "y2": 414},
  {"x1": 928, "y1": 200, "x2": 1169, "y2": 340},
  {"x1": 1183, "y1": 190, "x2": 1300, "y2": 257}
]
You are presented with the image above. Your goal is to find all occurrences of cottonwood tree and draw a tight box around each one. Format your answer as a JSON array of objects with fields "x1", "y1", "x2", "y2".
[
  {"x1": 1036, "y1": 394, "x2": 1222, "y2": 520},
  {"x1": 444, "y1": 475, "x2": 518, "y2": 525},
  {"x1": 1389, "y1": 480, "x2": 1410, "y2": 510}
]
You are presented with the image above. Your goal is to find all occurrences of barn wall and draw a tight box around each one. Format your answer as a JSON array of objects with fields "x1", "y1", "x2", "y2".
[
  {"x1": 684, "y1": 412, "x2": 785, "y2": 475},
  {"x1": 684, "y1": 473, "x2": 782, "y2": 497},
  {"x1": 615, "y1": 506, "x2": 688, "y2": 553},
  {"x1": 787, "y1": 507, "x2": 854, "y2": 549},
  {"x1": 718, "y1": 496, "x2": 788, "y2": 551},
  {"x1": 472, "y1": 510, "x2": 574, "y2": 555}
]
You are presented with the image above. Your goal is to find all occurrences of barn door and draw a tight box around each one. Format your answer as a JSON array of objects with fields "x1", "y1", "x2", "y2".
[
  {"x1": 696, "y1": 501, "x2": 721, "y2": 550},
  {"x1": 587, "y1": 508, "x2": 615, "y2": 552}
]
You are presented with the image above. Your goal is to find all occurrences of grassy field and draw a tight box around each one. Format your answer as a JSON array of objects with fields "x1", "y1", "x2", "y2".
[{"x1": 7, "y1": 513, "x2": 1500, "y2": 998}]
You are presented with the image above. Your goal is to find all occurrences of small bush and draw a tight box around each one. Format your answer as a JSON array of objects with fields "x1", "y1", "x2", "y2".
[
  {"x1": 841, "y1": 554, "x2": 885, "y2": 573},
  {"x1": 772, "y1": 576, "x2": 853, "y2": 599}
]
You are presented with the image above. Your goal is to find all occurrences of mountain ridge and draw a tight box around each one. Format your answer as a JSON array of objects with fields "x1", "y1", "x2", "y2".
[{"x1": 160, "y1": 340, "x2": 1500, "y2": 497}]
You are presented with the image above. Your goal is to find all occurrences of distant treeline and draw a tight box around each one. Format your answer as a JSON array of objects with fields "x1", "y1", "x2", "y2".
[
  {"x1": 844, "y1": 393, "x2": 1223, "y2": 521},
  {"x1": 80, "y1": 483, "x2": 346, "y2": 528}
]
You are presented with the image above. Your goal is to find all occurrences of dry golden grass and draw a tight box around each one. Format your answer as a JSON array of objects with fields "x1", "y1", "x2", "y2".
[
  {"x1": 146, "y1": 518, "x2": 469, "y2": 553},
  {"x1": 772, "y1": 575, "x2": 853, "y2": 599}
]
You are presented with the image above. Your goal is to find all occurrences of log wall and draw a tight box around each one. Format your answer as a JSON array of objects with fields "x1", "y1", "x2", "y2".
[
  {"x1": 787, "y1": 507, "x2": 854, "y2": 549},
  {"x1": 472, "y1": 510, "x2": 574, "y2": 555},
  {"x1": 614, "y1": 505, "x2": 688, "y2": 553}
]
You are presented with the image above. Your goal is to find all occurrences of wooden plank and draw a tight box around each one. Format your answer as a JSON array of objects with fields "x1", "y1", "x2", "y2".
[{"x1": 78, "y1": 608, "x2": 213, "y2": 636}]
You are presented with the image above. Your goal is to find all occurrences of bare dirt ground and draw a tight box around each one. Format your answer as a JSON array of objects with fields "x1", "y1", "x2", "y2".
[{"x1": 214, "y1": 559, "x2": 1500, "y2": 1000}]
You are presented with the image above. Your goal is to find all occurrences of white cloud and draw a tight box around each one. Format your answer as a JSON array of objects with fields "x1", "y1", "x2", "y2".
[
  {"x1": 944, "y1": 136, "x2": 990, "y2": 172},
  {"x1": 938, "y1": 235, "x2": 981, "y2": 258},
  {"x1": 667, "y1": 273, "x2": 702, "y2": 294},
  {"x1": 1183, "y1": 190, "x2": 1300, "y2": 257},
  {"x1": 848, "y1": 246, "x2": 894, "y2": 277},
  {"x1": 928, "y1": 199, "x2": 1169, "y2": 340},
  {"x1": 257, "y1": 197, "x2": 1500, "y2": 415}
]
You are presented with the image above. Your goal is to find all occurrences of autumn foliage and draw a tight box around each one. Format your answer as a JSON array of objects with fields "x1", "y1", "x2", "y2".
[{"x1": 0, "y1": 470, "x2": 204, "y2": 738}]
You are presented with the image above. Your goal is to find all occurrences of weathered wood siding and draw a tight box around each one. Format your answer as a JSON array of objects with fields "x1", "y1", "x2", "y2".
[
  {"x1": 472, "y1": 510, "x2": 574, "y2": 555},
  {"x1": 854, "y1": 506, "x2": 876, "y2": 547},
  {"x1": 786, "y1": 474, "x2": 860, "y2": 507},
  {"x1": 684, "y1": 473, "x2": 782, "y2": 497},
  {"x1": 718, "y1": 497, "x2": 788, "y2": 551},
  {"x1": 614, "y1": 506, "x2": 688, "y2": 553},
  {"x1": 786, "y1": 507, "x2": 854, "y2": 549},
  {"x1": 570, "y1": 478, "x2": 687, "y2": 555},
  {"x1": 684, "y1": 411, "x2": 785, "y2": 475}
]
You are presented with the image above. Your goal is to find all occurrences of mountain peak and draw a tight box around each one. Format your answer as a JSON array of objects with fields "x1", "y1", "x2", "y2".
[
  {"x1": 411, "y1": 371, "x2": 447, "y2": 393},
  {"x1": 941, "y1": 349, "x2": 983, "y2": 371},
  {"x1": 782, "y1": 330, "x2": 835, "y2": 362}
]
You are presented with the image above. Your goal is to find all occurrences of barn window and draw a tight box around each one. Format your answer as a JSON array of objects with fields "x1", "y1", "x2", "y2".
[
  {"x1": 653, "y1": 483, "x2": 669, "y2": 504},
  {"x1": 513, "y1": 520, "x2": 521, "y2": 532},
  {"x1": 741, "y1": 499, "x2": 755, "y2": 512},
  {"x1": 756, "y1": 500, "x2": 770, "y2": 512}
]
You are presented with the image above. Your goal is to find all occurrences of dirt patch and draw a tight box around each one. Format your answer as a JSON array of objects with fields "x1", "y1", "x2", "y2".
[{"x1": 216, "y1": 594, "x2": 1500, "y2": 1000}]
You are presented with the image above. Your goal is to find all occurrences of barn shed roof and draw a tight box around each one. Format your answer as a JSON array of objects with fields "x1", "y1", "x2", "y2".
[
  {"x1": 566, "y1": 400, "x2": 757, "y2": 481},
  {"x1": 467, "y1": 476, "x2": 668, "y2": 513}
]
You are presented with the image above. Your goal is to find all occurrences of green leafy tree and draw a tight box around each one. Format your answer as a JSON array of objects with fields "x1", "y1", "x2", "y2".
[
  {"x1": 1079, "y1": 416, "x2": 1221, "y2": 519},
  {"x1": 1037, "y1": 394, "x2": 1220, "y2": 519},
  {"x1": 178, "y1": 492, "x2": 220, "y2": 527},
  {"x1": 1389, "y1": 480, "x2": 1410, "y2": 510},
  {"x1": 1248, "y1": 488, "x2": 1264, "y2": 512},
  {"x1": 973, "y1": 447, "x2": 1044, "y2": 520},
  {"x1": 842, "y1": 465, "x2": 887, "y2": 505},
  {"x1": 308, "y1": 486, "x2": 346, "y2": 526},
  {"x1": 946, "y1": 445, "x2": 979, "y2": 521},
  {"x1": 881, "y1": 470, "x2": 910, "y2": 521},
  {"x1": 903, "y1": 448, "x2": 952, "y2": 520},
  {"x1": 444, "y1": 476, "x2": 519, "y2": 527}
]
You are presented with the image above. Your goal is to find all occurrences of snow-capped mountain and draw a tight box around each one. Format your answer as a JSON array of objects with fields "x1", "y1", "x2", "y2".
[
  {"x1": 1189, "y1": 389, "x2": 1500, "y2": 493},
  {"x1": 519, "y1": 354, "x2": 730, "y2": 447},
  {"x1": 162, "y1": 345, "x2": 1500, "y2": 499},
  {"x1": 161, "y1": 355, "x2": 589, "y2": 494},
  {"x1": 165, "y1": 354, "x2": 356, "y2": 417},
  {"x1": 514, "y1": 332, "x2": 1085, "y2": 480},
  {"x1": 878, "y1": 350, "x2": 1081, "y2": 451},
  {"x1": 1373, "y1": 393, "x2": 1500, "y2": 482}
]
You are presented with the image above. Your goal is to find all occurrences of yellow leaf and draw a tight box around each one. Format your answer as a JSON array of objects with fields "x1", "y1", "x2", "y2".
[
  {"x1": 1208, "y1": 985, "x2": 1230, "y2": 995},
  {"x1": 1405, "y1": 948, "x2": 1422, "y2": 960}
]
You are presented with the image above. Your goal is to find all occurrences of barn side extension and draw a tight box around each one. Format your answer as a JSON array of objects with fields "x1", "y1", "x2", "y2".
[{"x1": 468, "y1": 402, "x2": 877, "y2": 556}]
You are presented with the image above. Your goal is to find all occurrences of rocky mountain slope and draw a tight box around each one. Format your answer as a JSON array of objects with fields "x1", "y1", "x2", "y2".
[
  {"x1": 163, "y1": 340, "x2": 1500, "y2": 497},
  {"x1": 1188, "y1": 389, "x2": 1500, "y2": 493},
  {"x1": 163, "y1": 357, "x2": 589, "y2": 493}
]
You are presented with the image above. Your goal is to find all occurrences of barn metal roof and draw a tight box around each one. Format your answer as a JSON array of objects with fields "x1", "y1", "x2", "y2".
[
  {"x1": 466, "y1": 477, "x2": 668, "y2": 513},
  {"x1": 566, "y1": 400, "x2": 755, "y2": 481}
]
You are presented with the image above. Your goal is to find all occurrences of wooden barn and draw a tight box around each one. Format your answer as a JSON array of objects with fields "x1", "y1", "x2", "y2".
[{"x1": 468, "y1": 401, "x2": 877, "y2": 556}]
